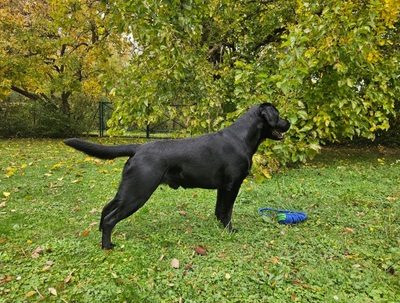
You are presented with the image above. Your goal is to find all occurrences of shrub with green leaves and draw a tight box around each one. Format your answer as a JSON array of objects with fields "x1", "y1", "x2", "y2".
[{"x1": 107, "y1": 0, "x2": 399, "y2": 166}]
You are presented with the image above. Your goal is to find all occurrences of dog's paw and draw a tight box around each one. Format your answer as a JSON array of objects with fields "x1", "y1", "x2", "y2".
[
  {"x1": 227, "y1": 227, "x2": 238, "y2": 233},
  {"x1": 223, "y1": 222, "x2": 238, "y2": 233},
  {"x1": 102, "y1": 242, "x2": 115, "y2": 250}
]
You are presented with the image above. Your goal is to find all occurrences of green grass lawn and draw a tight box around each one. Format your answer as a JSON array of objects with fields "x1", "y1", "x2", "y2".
[{"x1": 1, "y1": 138, "x2": 399, "y2": 302}]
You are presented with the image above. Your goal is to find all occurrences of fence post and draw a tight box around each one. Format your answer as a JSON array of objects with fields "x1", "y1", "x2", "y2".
[
  {"x1": 99, "y1": 101, "x2": 104, "y2": 137},
  {"x1": 99, "y1": 98, "x2": 110, "y2": 137}
]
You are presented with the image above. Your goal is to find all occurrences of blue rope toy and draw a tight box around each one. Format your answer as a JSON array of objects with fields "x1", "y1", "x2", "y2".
[{"x1": 258, "y1": 207, "x2": 307, "y2": 225}]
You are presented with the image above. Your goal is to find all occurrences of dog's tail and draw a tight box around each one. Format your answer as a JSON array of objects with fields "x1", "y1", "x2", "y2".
[{"x1": 64, "y1": 138, "x2": 140, "y2": 160}]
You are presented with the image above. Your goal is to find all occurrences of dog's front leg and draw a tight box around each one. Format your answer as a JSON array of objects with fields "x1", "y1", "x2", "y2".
[{"x1": 215, "y1": 184, "x2": 241, "y2": 231}]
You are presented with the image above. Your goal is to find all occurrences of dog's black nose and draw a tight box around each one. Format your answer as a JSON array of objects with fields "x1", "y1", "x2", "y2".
[{"x1": 278, "y1": 119, "x2": 291, "y2": 132}]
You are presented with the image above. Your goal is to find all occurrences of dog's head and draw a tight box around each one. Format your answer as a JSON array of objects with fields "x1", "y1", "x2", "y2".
[{"x1": 259, "y1": 103, "x2": 291, "y2": 140}]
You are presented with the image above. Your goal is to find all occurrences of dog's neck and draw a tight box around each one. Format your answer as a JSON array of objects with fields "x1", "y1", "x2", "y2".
[{"x1": 227, "y1": 106, "x2": 266, "y2": 155}]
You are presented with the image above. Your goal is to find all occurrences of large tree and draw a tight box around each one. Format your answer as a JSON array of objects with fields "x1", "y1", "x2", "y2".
[
  {"x1": 0, "y1": 0, "x2": 129, "y2": 116},
  {"x1": 107, "y1": 0, "x2": 399, "y2": 166}
]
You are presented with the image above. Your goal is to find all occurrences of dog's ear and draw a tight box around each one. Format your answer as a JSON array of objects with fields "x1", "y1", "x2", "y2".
[{"x1": 259, "y1": 103, "x2": 277, "y2": 127}]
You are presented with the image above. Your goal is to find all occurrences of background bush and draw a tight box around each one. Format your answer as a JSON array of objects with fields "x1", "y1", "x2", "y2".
[{"x1": 0, "y1": 93, "x2": 97, "y2": 138}]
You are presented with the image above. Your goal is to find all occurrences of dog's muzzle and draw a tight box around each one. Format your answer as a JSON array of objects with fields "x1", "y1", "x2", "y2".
[{"x1": 272, "y1": 130, "x2": 285, "y2": 139}]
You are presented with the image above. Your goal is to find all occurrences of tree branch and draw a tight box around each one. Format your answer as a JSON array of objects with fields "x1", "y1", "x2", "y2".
[{"x1": 10, "y1": 85, "x2": 42, "y2": 101}]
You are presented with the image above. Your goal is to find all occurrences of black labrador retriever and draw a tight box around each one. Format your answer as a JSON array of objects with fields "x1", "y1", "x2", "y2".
[{"x1": 64, "y1": 103, "x2": 290, "y2": 249}]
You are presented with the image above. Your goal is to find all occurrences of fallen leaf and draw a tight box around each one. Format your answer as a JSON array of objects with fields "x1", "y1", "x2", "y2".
[
  {"x1": 81, "y1": 230, "x2": 90, "y2": 237},
  {"x1": 2, "y1": 192, "x2": 10, "y2": 198},
  {"x1": 343, "y1": 227, "x2": 355, "y2": 234},
  {"x1": 24, "y1": 291, "x2": 36, "y2": 298},
  {"x1": 48, "y1": 287, "x2": 57, "y2": 296},
  {"x1": 0, "y1": 275, "x2": 12, "y2": 284},
  {"x1": 64, "y1": 273, "x2": 73, "y2": 283},
  {"x1": 0, "y1": 201, "x2": 6, "y2": 207},
  {"x1": 50, "y1": 163, "x2": 63, "y2": 170},
  {"x1": 195, "y1": 245, "x2": 207, "y2": 256},
  {"x1": 178, "y1": 210, "x2": 187, "y2": 216},
  {"x1": 31, "y1": 247, "x2": 44, "y2": 258},
  {"x1": 225, "y1": 273, "x2": 231, "y2": 279},
  {"x1": 270, "y1": 257, "x2": 279, "y2": 264},
  {"x1": 42, "y1": 265, "x2": 52, "y2": 272},
  {"x1": 171, "y1": 258, "x2": 180, "y2": 269},
  {"x1": 4, "y1": 167, "x2": 16, "y2": 177}
]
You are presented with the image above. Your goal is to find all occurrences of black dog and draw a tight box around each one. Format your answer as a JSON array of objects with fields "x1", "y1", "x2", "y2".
[{"x1": 64, "y1": 103, "x2": 290, "y2": 249}]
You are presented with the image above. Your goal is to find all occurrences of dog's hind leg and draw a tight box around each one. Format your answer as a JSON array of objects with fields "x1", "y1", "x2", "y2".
[
  {"x1": 101, "y1": 192, "x2": 157, "y2": 249},
  {"x1": 215, "y1": 184, "x2": 241, "y2": 232},
  {"x1": 101, "y1": 165, "x2": 163, "y2": 250},
  {"x1": 99, "y1": 196, "x2": 120, "y2": 232}
]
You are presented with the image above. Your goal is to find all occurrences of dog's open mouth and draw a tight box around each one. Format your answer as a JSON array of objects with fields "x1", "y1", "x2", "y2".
[{"x1": 272, "y1": 130, "x2": 285, "y2": 139}]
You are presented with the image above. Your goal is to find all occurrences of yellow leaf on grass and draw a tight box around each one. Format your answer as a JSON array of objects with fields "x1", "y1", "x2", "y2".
[
  {"x1": 3, "y1": 192, "x2": 10, "y2": 197},
  {"x1": 50, "y1": 163, "x2": 63, "y2": 170},
  {"x1": 42, "y1": 265, "x2": 52, "y2": 272},
  {"x1": 24, "y1": 291, "x2": 36, "y2": 298},
  {"x1": 81, "y1": 230, "x2": 90, "y2": 237},
  {"x1": 4, "y1": 167, "x2": 16, "y2": 177}
]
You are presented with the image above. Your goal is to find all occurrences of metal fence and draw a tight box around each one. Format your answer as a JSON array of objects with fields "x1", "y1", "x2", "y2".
[{"x1": 94, "y1": 101, "x2": 189, "y2": 138}]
